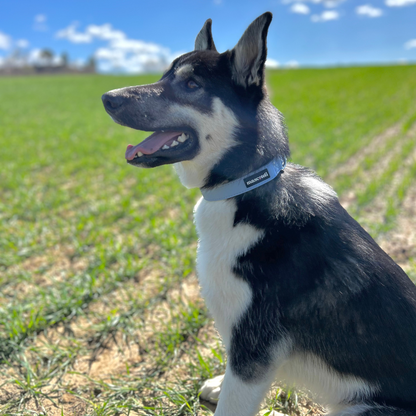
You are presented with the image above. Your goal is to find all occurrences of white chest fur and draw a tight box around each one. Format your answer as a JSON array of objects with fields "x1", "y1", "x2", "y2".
[{"x1": 194, "y1": 197, "x2": 264, "y2": 349}]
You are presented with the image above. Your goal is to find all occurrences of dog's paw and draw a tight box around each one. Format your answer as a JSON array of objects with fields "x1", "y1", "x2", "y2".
[{"x1": 199, "y1": 374, "x2": 224, "y2": 404}]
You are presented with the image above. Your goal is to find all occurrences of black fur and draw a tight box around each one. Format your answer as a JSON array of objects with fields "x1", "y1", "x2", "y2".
[
  {"x1": 229, "y1": 166, "x2": 416, "y2": 411},
  {"x1": 359, "y1": 408, "x2": 416, "y2": 416}
]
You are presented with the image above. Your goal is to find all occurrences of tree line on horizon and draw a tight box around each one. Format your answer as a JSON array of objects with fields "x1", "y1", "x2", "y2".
[{"x1": 0, "y1": 48, "x2": 96, "y2": 76}]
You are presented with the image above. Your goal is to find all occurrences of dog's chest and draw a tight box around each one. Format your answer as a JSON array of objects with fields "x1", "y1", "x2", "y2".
[{"x1": 194, "y1": 197, "x2": 263, "y2": 348}]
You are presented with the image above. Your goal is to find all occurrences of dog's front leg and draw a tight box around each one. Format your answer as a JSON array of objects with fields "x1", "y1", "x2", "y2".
[
  {"x1": 212, "y1": 364, "x2": 276, "y2": 416},
  {"x1": 200, "y1": 300, "x2": 289, "y2": 415}
]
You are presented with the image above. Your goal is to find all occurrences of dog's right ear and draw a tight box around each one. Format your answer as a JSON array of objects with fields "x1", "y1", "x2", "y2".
[
  {"x1": 195, "y1": 19, "x2": 217, "y2": 52},
  {"x1": 231, "y1": 12, "x2": 272, "y2": 87}
]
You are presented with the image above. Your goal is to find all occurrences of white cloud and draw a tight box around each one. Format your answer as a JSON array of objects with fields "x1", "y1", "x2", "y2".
[
  {"x1": 356, "y1": 4, "x2": 384, "y2": 16},
  {"x1": 56, "y1": 21, "x2": 181, "y2": 73},
  {"x1": 56, "y1": 23, "x2": 128, "y2": 44},
  {"x1": 286, "y1": 60, "x2": 300, "y2": 68},
  {"x1": 266, "y1": 58, "x2": 280, "y2": 68},
  {"x1": 311, "y1": 10, "x2": 340, "y2": 21},
  {"x1": 16, "y1": 39, "x2": 29, "y2": 48},
  {"x1": 86, "y1": 24, "x2": 126, "y2": 41},
  {"x1": 35, "y1": 14, "x2": 46, "y2": 23},
  {"x1": 404, "y1": 39, "x2": 416, "y2": 49},
  {"x1": 0, "y1": 31, "x2": 11, "y2": 50},
  {"x1": 385, "y1": 0, "x2": 416, "y2": 6},
  {"x1": 94, "y1": 40, "x2": 178, "y2": 73},
  {"x1": 34, "y1": 14, "x2": 48, "y2": 31},
  {"x1": 0, "y1": 33, "x2": 29, "y2": 50},
  {"x1": 56, "y1": 23, "x2": 93, "y2": 43},
  {"x1": 291, "y1": 3, "x2": 311, "y2": 13}
]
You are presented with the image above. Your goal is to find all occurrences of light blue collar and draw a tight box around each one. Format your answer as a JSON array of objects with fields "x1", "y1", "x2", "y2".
[{"x1": 201, "y1": 157, "x2": 287, "y2": 202}]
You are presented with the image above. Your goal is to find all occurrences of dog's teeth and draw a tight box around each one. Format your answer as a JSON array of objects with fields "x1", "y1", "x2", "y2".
[
  {"x1": 137, "y1": 152, "x2": 143, "y2": 157},
  {"x1": 171, "y1": 140, "x2": 179, "y2": 147},
  {"x1": 178, "y1": 134, "x2": 186, "y2": 143},
  {"x1": 162, "y1": 145, "x2": 170, "y2": 150}
]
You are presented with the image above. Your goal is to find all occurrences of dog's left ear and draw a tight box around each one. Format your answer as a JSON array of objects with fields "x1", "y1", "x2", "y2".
[
  {"x1": 195, "y1": 19, "x2": 217, "y2": 51},
  {"x1": 231, "y1": 12, "x2": 272, "y2": 87}
]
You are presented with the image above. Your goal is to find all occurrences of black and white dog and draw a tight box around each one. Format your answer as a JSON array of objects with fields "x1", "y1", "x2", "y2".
[{"x1": 102, "y1": 13, "x2": 416, "y2": 416}]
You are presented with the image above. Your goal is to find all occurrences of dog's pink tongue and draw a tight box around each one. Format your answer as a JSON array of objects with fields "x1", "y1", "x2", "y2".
[{"x1": 125, "y1": 131, "x2": 182, "y2": 160}]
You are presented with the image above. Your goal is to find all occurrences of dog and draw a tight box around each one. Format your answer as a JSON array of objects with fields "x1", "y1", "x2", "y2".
[{"x1": 102, "y1": 12, "x2": 416, "y2": 416}]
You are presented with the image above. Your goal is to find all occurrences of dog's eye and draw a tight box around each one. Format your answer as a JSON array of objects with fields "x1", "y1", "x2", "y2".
[{"x1": 187, "y1": 80, "x2": 199, "y2": 90}]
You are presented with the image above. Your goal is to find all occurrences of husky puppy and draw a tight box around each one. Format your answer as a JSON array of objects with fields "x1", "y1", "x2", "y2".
[{"x1": 102, "y1": 13, "x2": 416, "y2": 416}]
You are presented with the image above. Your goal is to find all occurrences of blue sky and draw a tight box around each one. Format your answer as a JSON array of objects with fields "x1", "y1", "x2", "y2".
[{"x1": 0, "y1": 0, "x2": 415, "y2": 72}]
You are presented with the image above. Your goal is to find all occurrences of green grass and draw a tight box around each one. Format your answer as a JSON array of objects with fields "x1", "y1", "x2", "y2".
[
  {"x1": 267, "y1": 65, "x2": 416, "y2": 176},
  {"x1": 1, "y1": 66, "x2": 416, "y2": 415}
]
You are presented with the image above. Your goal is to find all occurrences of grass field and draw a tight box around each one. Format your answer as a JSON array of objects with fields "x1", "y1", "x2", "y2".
[{"x1": 1, "y1": 65, "x2": 416, "y2": 415}]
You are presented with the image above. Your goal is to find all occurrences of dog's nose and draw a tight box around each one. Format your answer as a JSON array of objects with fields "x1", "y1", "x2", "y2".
[{"x1": 102, "y1": 93, "x2": 124, "y2": 112}]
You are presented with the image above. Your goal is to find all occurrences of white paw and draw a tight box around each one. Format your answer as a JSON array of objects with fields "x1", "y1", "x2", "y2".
[{"x1": 199, "y1": 374, "x2": 225, "y2": 404}]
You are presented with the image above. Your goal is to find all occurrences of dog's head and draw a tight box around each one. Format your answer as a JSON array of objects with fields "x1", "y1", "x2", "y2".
[{"x1": 102, "y1": 12, "x2": 289, "y2": 189}]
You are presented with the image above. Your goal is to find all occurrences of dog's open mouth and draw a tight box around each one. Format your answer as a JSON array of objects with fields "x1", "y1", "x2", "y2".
[
  {"x1": 125, "y1": 131, "x2": 191, "y2": 160},
  {"x1": 124, "y1": 129, "x2": 198, "y2": 168}
]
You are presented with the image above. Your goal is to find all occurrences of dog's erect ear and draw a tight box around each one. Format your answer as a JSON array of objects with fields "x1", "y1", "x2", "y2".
[
  {"x1": 231, "y1": 12, "x2": 272, "y2": 87},
  {"x1": 195, "y1": 19, "x2": 217, "y2": 51}
]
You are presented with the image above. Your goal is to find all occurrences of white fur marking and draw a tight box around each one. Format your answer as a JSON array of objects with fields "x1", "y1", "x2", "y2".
[
  {"x1": 201, "y1": 347, "x2": 377, "y2": 415},
  {"x1": 199, "y1": 374, "x2": 224, "y2": 403},
  {"x1": 194, "y1": 197, "x2": 263, "y2": 348},
  {"x1": 175, "y1": 64, "x2": 193, "y2": 77},
  {"x1": 214, "y1": 367, "x2": 275, "y2": 416},
  {"x1": 173, "y1": 98, "x2": 239, "y2": 188},
  {"x1": 276, "y1": 352, "x2": 378, "y2": 412}
]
